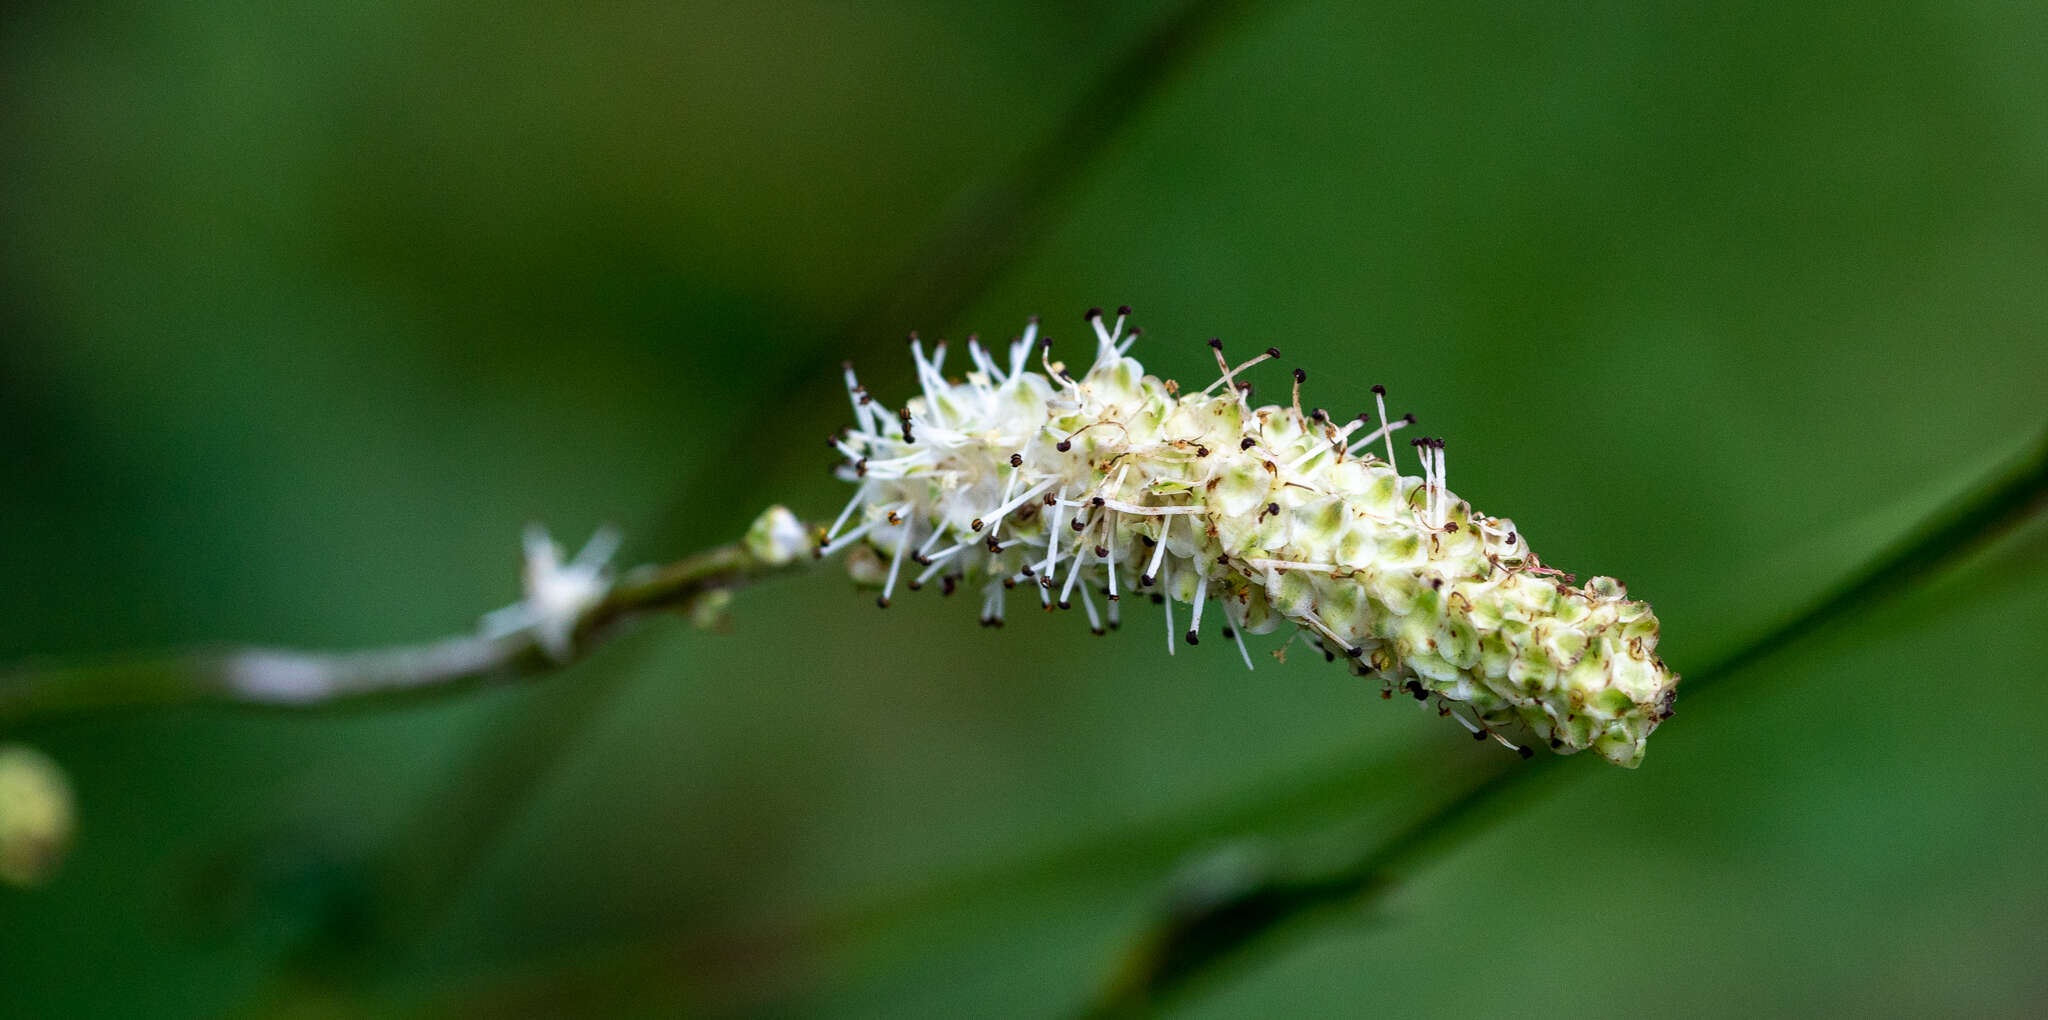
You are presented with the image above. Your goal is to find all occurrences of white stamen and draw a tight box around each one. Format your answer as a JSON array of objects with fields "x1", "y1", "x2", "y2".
[
  {"x1": 1076, "y1": 576, "x2": 1104, "y2": 633},
  {"x1": 1103, "y1": 512, "x2": 1120, "y2": 602},
  {"x1": 1347, "y1": 415, "x2": 1412, "y2": 457},
  {"x1": 1199, "y1": 347, "x2": 1277, "y2": 396},
  {"x1": 879, "y1": 527, "x2": 910, "y2": 604},
  {"x1": 1435, "y1": 441, "x2": 1449, "y2": 529},
  {"x1": 1142, "y1": 521, "x2": 1172, "y2": 585},
  {"x1": 824, "y1": 487, "x2": 866, "y2": 541},
  {"x1": 1042, "y1": 489, "x2": 1068, "y2": 582},
  {"x1": 915, "y1": 543, "x2": 965, "y2": 585},
  {"x1": 844, "y1": 364, "x2": 873, "y2": 435},
  {"x1": 1161, "y1": 562, "x2": 1176, "y2": 656},
  {"x1": 1228, "y1": 616, "x2": 1255, "y2": 671},
  {"x1": 817, "y1": 505, "x2": 903, "y2": 557},
  {"x1": 1010, "y1": 325, "x2": 1035, "y2": 378},
  {"x1": 1059, "y1": 518, "x2": 1091, "y2": 607},
  {"x1": 1373, "y1": 388, "x2": 1396, "y2": 465}
]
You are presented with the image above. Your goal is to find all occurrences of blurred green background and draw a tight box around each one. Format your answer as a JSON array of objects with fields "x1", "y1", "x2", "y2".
[{"x1": 4, "y1": 0, "x2": 2045, "y2": 1016}]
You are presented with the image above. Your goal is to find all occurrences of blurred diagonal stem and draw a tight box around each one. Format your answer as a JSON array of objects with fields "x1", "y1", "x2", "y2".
[
  {"x1": 0, "y1": 523, "x2": 815, "y2": 728},
  {"x1": 1084, "y1": 425, "x2": 2048, "y2": 1017}
]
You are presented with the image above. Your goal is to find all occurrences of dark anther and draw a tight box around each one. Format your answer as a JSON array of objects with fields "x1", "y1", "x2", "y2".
[
  {"x1": 1446, "y1": 523, "x2": 1459, "y2": 532},
  {"x1": 906, "y1": 331, "x2": 918, "y2": 343},
  {"x1": 1265, "y1": 502, "x2": 1279, "y2": 516},
  {"x1": 1056, "y1": 440, "x2": 1072, "y2": 452},
  {"x1": 1346, "y1": 646, "x2": 1363, "y2": 658},
  {"x1": 1003, "y1": 577, "x2": 1017, "y2": 589},
  {"x1": 1371, "y1": 384, "x2": 1386, "y2": 395},
  {"x1": 1139, "y1": 534, "x2": 1156, "y2": 547},
  {"x1": 1071, "y1": 518, "x2": 1086, "y2": 531},
  {"x1": 1517, "y1": 745, "x2": 1535, "y2": 759},
  {"x1": 1149, "y1": 593, "x2": 1164, "y2": 604},
  {"x1": 1310, "y1": 408, "x2": 1327, "y2": 422},
  {"x1": 1085, "y1": 307, "x2": 1102, "y2": 320},
  {"x1": 1549, "y1": 738, "x2": 1565, "y2": 749},
  {"x1": 907, "y1": 580, "x2": 923, "y2": 591},
  {"x1": 1091, "y1": 496, "x2": 1105, "y2": 506},
  {"x1": 1221, "y1": 626, "x2": 1236, "y2": 639},
  {"x1": 1117, "y1": 304, "x2": 1132, "y2": 316},
  {"x1": 941, "y1": 576, "x2": 957, "y2": 596},
  {"x1": 1207, "y1": 338, "x2": 1224, "y2": 350},
  {"x1": 1185, "y1": 632, "x2": 1200, "y2": 646},
  {"x1": 1403, "y1": 413, "x2": 1417, "y2": 424},
  {"x1": 1196, "y1": 445, "x2": 1209, "y2": 457},
  {"x1": 1091, "y1": 627, "x2": 1106, "y2": 636},
  {"x1": 970, "y1": 519, "x2": 984, "y2": 531},
  {"x1": 1240, "y1": 437, "x2": 1257, "y2": 450},
  {"x1": 875, "y1": 596, "x2": 891, "y2": 609},
  {"x1": 1216, "y1": 553, "x2": 1230, "y2": 564},
  {"x1": 898, "y1": 407, "x2": 914, "y2": 442},
  {"x1": 1058, "y1": 599, "x2": 1071, "y2": 610},
  {"x1": 1094, "y1": 545, "x2": 1108, "y2": 557},
  {"x1": 1010, "y1": 453, "x2": 1023, "y2": 467},
  {"x1": 1323, "y1": 648, "x2": 1335, "y2": 662},
  {"x1": 856, "y1": 458, "x2": 869, "y2": 477},
  {"x1": 1040, "y1": 335, "x2": 1053, "y2": 349},
  {"x1": 1473, "y1": 728, "x2": 1489, "y2": 742},
  {"x1": 1264, "y1": 346, "x2": 1281, "y2": 358},
  {"x1": 1292, "y1": 368, "x2": 1306, "y2": 383}
]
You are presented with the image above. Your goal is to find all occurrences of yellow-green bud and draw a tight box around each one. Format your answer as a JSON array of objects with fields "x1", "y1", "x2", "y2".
[{"x1": 0, "y1": 744, "x2": 75, "y2": 887}]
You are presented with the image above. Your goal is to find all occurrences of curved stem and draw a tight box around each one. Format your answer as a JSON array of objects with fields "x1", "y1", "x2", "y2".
[{"x1": 0, "y1": 522, "x2": 817, "y2": 728}]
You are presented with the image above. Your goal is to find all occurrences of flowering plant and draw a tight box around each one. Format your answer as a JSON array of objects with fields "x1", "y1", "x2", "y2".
[{"x1": 823, "y1": 309, "x2": 1679, "y2": 765}]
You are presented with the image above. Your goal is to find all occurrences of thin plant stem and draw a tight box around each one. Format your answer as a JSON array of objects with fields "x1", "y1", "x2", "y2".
[{"x1": 0, "y1": 530, "x2": 815, "y2": 728}]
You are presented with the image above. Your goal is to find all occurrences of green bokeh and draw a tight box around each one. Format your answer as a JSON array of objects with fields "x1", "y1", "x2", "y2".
[{"x1": 3, "y1": 1, "x2": 2043, "y2": 1016}]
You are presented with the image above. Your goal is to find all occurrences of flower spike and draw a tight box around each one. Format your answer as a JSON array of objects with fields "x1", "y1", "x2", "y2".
[{"x1": 822, "y1": 311, "x2": 1679, "y2": 766}]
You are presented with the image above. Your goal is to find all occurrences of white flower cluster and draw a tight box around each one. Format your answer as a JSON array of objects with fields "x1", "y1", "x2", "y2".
[{"x1": 821, "y1": 310, "x2": 1678, "y2": 766}]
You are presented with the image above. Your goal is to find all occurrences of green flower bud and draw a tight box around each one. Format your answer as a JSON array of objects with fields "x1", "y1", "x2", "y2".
[{"x1": 0, "y1": 744, "x2": 75, "y2": 887}]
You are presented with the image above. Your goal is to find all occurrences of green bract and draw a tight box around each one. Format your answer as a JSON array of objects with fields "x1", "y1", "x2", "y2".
[{"x1": 822, "y1": 311, "x2": 1678, "y2": 766}]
